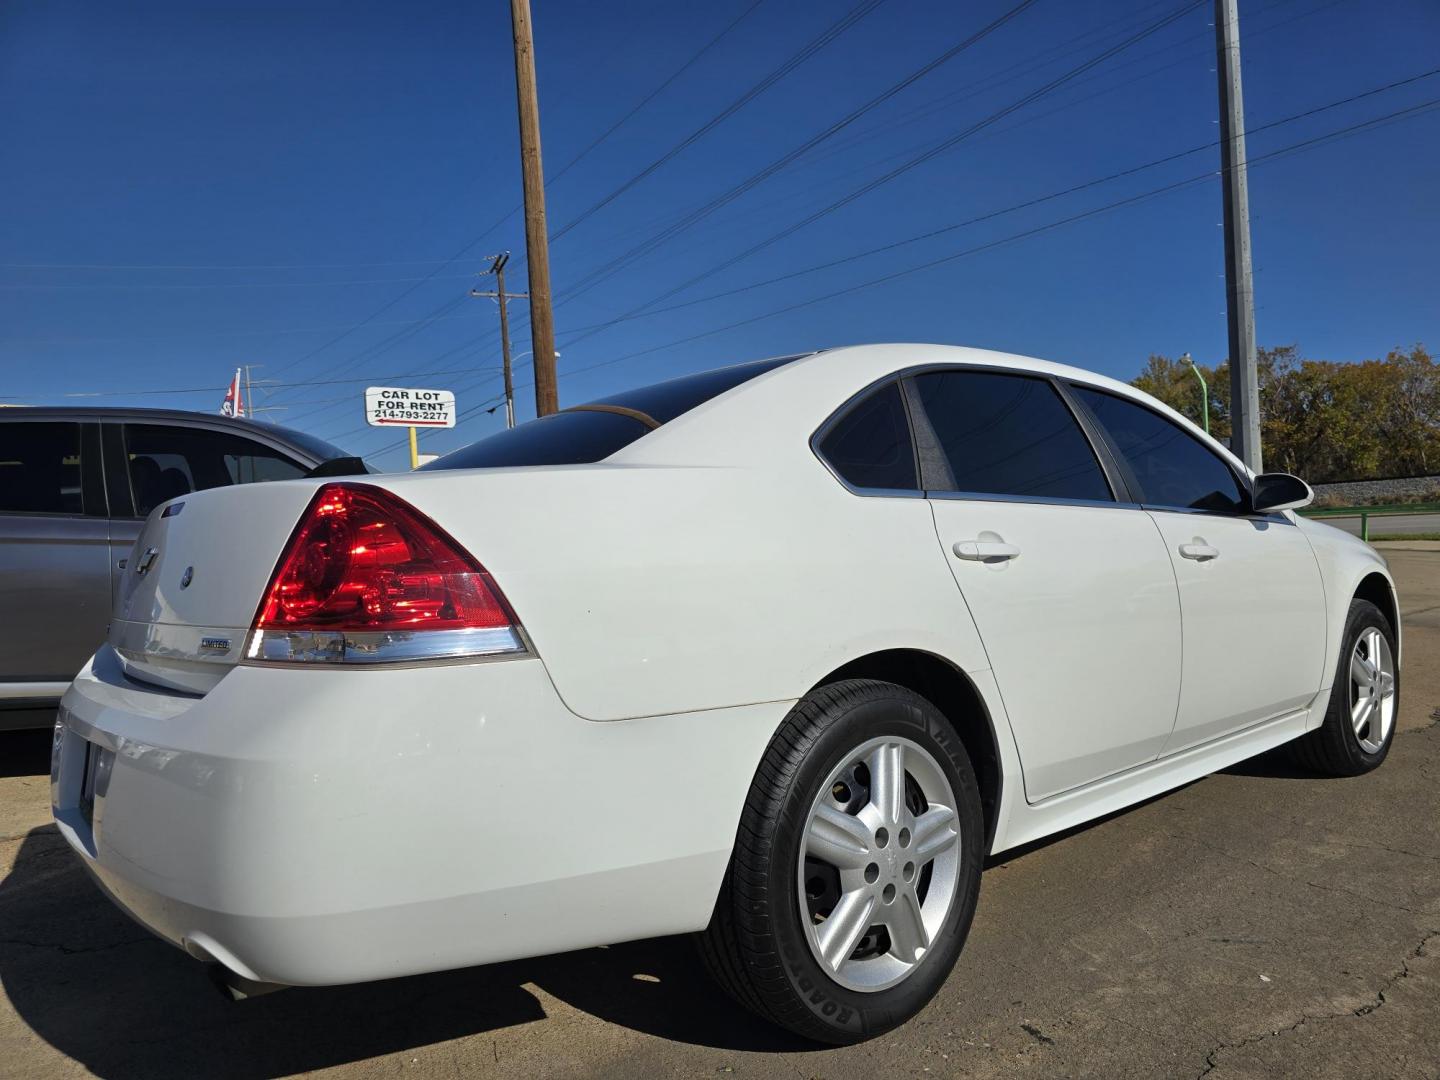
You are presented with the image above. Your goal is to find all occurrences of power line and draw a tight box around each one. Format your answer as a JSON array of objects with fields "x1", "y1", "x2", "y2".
[
  {"x1": 546, "y1": 0, "x2": 769, "y2": 188},
  {"x1": 553, "y1": 66, "x2": 1440, "y2": 340},
  {"x1": 376, "y1": 91, "x2": 1437, "y2": 459},
  {"x1": 522, "y1": 0, "x2": 1205, "y2": 369},
  {"x1": 580, "y1": 0, "x2": 1207, "y2": 333},
  {"x1": 553, "y1": 0, "x2": 1044, "y2": 304},
  {"x1": 0, "y1": 272, "x2": 482, "y2": 291},
  {"x1": 538, "y1": 0, "x2": 1336, "y2": 325},
  {"x1": 612, "y1": 0, "x2": 1329, "y2": 282},
  {"x1": 488, "y1": 0, "x2": 1212, "y2": 366},
  {"x1": 800, "y1": 0, "x2": 1336, "y2": 175},
  {"x1": 284, "y1": 20, "x2": 1414, "y2": 447},
  {"x1": 260, "y1": 0, "x2": 791, "y2": 407},
  {"x1": 191, "y1": 66, "x2": 1440, "y2": 445},
  {"x1": 55, "y1": 366, "x2": 500, "y2": 399},
  {"x1": 548, "y1": 0, "x2": 892, "y2": 244},
  {"x1": 0, "y1": 258, "x2": 502, "y2": 272},
  {"x1": 565, "y1": 97, "x2": 1440, "y2": 387}
]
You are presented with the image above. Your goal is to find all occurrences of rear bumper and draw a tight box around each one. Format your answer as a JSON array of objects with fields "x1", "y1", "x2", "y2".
[{"x1": 53, "y1": 645, "x2": 788, "y2": 986}]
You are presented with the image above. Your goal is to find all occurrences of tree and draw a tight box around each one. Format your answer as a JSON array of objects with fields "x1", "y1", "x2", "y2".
[{"x1": 1131, "y1": 344, "x2": 1438, "y2": 483}]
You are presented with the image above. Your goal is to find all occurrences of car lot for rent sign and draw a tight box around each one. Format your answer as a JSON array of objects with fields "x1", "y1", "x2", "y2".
[{"x1": 364, "y1": 387, "x2": 456, "y2": 428}]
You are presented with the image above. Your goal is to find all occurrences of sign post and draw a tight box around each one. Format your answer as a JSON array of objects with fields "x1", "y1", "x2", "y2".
[{"x1": 364, "y1": 387, "x2": 457, "y2": 469}]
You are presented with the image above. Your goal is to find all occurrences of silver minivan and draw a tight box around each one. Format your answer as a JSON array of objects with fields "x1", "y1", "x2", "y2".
[{"x1": 0, "y1": 407, "x2": 361, "y2": 729}]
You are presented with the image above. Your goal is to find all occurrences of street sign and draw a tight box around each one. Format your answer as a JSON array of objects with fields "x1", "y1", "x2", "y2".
[{"x1": 364, "y1": 386, "x2": 456, "y2": 429}]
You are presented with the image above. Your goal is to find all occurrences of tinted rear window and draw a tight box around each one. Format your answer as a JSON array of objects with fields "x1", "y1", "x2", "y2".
[
  {"x1": 424, "y1": 355, "x2": 804, "y2": 470},
  {"x1": 816, "y1": 382, "x2": 917, "y2": 490},
  {"x1": 235, "y1": 419, "x2": 350, "y2": 463},
  {"x1": 0, "y1": 421, "x2": 84, "y2": 515}
]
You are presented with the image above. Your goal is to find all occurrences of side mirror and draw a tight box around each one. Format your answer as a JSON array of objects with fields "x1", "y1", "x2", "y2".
[{"x1": 1251, "y1": 472, "x2": 1313, "y2": 513}]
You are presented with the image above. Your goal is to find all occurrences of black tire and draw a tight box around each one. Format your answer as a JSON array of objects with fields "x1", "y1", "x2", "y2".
[
  {"x1": 1291, "y1": 598, "x2": 1399, "y2": 776},
  {"x1": 697, "y1": 678, "x2": 984, "y2": 1045}
]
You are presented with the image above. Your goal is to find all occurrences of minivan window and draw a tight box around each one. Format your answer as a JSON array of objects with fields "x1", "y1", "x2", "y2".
[
  {"x1": 816, "y1": 382, "x2": 917, "y2": 490},
  {"x1": 911, "y1": 371, "x2": 1112, "y2": 502},
  {"x1": 124, "y1": 424, "x2": 307, "y2": 517},
  {"x1": 1071, "y1": 386, "x2": 1247, "y2": 513},
  {"x1": 0, "y1": 422, "x2": 84, "y2": 515},
  {"x1": 424, "y1": 355, "x2": 805, "y2": 470}
]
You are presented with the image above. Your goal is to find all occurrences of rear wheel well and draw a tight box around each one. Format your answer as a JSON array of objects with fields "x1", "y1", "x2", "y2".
[
  {"x1": 1355, "y1": 572, "x2": 1398, "y2": 640},
  {"x1": 816, "y1": 650, "x2": 1002, "y2": 851}
]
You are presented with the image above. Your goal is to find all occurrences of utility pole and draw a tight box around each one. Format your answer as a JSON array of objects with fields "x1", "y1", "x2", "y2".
[
  {"x1": 472, "y1": 253, "x2": 524, "y2": 429},
  {"x1": 509, "y1": 0, "x2": 559, "y2": 416},
  {"x1": 1214, "y1": 0, "x2": 1262, "y2": 471},
  {"x1": 243, "y1": 364, "x2": 255, "y2": 419}
]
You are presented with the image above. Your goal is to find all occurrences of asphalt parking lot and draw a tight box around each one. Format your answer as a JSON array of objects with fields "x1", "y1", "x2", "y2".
[{"x1": 2, "y1": 544, "x2": 1437, "y2": 1080}]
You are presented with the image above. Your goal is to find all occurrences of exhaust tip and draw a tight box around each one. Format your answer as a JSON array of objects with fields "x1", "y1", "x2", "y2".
[{"x1": 206, "y1": 962, "x2": 288, "y2": 1001}]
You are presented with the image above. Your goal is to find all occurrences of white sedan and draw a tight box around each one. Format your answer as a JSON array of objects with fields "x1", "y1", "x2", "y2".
[{"x1": 52, "y1": 344, "x2": 1400, "y2": 1043}]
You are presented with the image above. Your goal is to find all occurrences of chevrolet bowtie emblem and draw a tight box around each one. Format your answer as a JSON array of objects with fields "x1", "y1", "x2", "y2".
[{"x1": 135, "y1": 547, "x2": 159, "y2": 575}]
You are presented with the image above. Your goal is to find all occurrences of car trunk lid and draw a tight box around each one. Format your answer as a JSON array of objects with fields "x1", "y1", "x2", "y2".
[{"x1": 109, "y1": 479, "x2": 325, "y2": 694}]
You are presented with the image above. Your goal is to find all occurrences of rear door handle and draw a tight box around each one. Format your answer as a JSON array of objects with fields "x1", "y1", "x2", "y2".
[
  {"x1": 952, "y1": 540, "x2": 1021, "y2": 562},
  {"x1": 1178, "y1": 542, "x2": 1219, "y2": 561}
]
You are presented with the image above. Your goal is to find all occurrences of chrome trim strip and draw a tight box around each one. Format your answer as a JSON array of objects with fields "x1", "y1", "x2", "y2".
[
  {"x1": 110, "y1": 619, "x2": 244, "y2": 666},
  {"x1": 926, "y1": 490, "x2": 1140, "y2": 510},
  {"x1": 1140, "y1": 503, "x2": 1293, "y2": 525},
  {"x1": 244, "y1": 626, "x2": 527, "y2": 665}
]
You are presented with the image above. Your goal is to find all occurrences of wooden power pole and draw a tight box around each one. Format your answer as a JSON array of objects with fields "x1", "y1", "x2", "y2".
[
  {"x1": 472, "y1": 253, "x2": 523, "y2": 429},
  {"x1": 1215, "y1": 0, "x2": 1262, "y2": 471},
  {"x1": 509, "y1": 0, "x2": 559, "y2": 416}
]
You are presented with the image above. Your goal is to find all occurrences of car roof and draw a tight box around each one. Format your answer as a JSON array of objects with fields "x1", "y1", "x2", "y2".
[
  {"x1": 609, "y1": 343, "x2": 1250, "y2": 479},
  {"x1": 0, "y1": 405, "x2": 352, "y2": 463}
]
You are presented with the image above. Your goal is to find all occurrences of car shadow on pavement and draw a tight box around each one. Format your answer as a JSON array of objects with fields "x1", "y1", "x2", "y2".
[
  {"x1": 1220, "y1": 744, "x2": 1321, "y2": 779},
  {"x1": 0, "y1": 825, "x2": 805, "y2": 1078}
]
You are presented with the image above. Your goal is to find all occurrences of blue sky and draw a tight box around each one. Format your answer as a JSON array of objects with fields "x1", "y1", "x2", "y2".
[{"x1": 2, "y1": 0, "x2": 1437, "y2": 470}]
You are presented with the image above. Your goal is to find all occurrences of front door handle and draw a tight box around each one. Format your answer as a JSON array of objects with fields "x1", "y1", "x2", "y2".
[
  {"x1": 953, "y1": 540, "x2": 1021, "y2": 562},
  {"x1": 1178, "y1": 542, "x2": 1220, "y2": 561}
]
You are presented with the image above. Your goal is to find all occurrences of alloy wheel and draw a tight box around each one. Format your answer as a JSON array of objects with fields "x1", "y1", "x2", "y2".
[
  {"x1": 1350, "y1": 626, "x2": 1396, "y2": 755},
  {"x1": 797, "y1": 735, "x2": 961, "y2": 992}
]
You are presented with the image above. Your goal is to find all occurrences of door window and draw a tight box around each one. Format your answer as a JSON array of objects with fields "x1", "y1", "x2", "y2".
[
  {"x1": 910, "y1": 371, "x2": 1112, "y2": 501},
  {"x1": 1070, "y1": 387, "x2": 1247, "y2": 513},
  {"x1": 816, "y1": 381, "x2": 918, "y2": 491},
  {"x1": 0, "y1": 422, "x2": 85, "y2": 515},
  {"x1": 124, "y1": 425, "x2": 307, "y2": 517}
]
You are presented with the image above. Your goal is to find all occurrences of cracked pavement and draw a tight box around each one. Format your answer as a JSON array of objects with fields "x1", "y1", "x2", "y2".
[{"x1": 1, "y1": 545, "x2": 1438, "y2": 1079}]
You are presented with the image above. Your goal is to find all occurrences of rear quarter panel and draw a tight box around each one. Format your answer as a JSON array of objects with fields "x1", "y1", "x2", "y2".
[{"x1": 372, "y1": 463, "x2": 990, "y2": 721}]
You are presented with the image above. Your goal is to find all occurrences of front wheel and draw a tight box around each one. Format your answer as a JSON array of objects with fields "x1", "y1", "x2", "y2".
[
  {"x1": 1292, "y1": 598, "x2": 1399, "y2": 776},
  {"x1": 698, "y1": 679, "x2": 984, "y2": 1044}
]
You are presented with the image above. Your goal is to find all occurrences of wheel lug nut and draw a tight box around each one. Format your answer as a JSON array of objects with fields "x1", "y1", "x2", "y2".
[
  {"x1": 898, "y1": 827, "x2": 911, "y2": 848},
  {"x1": 882, "y1": 884, "x2": 896, "y2": 904},
  {"x1": 903, "y1": 861, "x2": 915, "y2": 882},
  {"x1": 875, "y1": 827, "x2": 889, "y2": 849},
  {"x1": 864, "y1": 863, "x2": 879, "y2": 884}
]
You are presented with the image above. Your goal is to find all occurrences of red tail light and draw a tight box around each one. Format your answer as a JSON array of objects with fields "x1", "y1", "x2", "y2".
[{"x1": 247, "y1": 483, "x2": 524, "y2": 664}]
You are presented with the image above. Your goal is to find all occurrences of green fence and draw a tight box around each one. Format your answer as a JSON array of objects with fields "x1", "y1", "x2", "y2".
[{"x1": 1299, "y1": 501, "x2": 1440, "y2": 541}]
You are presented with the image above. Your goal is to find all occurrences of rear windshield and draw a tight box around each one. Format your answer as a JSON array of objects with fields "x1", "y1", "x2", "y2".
[
  {"x1": 423, "y1": 355, "x2": 805, "y2": 470},
  {"x1": 235, "y1": 418, "x2": 351, "y2": 463}
]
